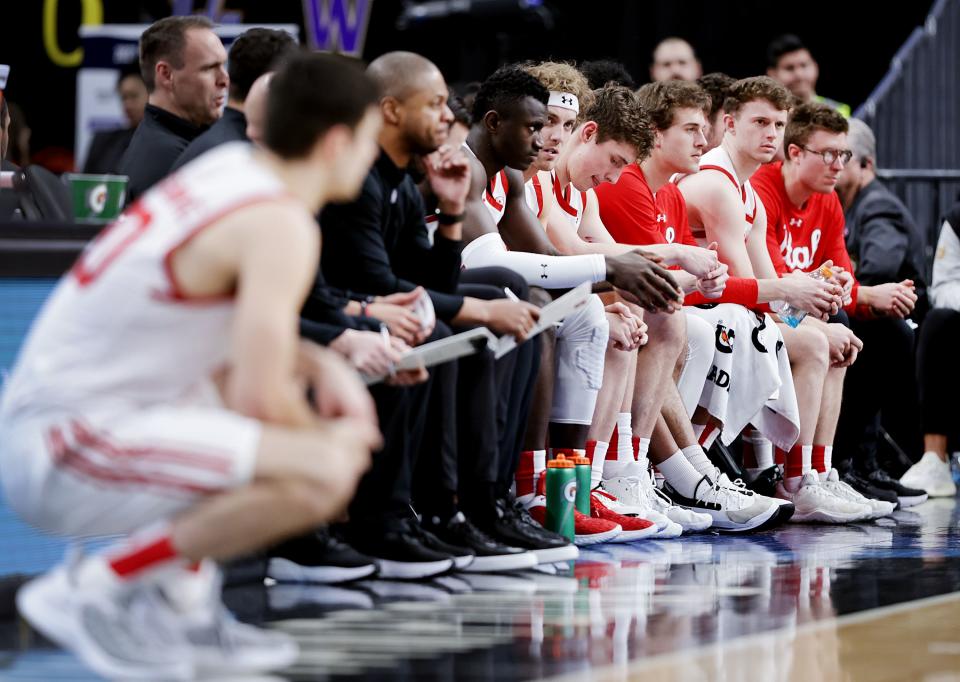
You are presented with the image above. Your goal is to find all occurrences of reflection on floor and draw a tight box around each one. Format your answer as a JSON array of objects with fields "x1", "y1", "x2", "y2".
[{"x1": 1, "y1": 498, "x2": 958, "y2": 681}]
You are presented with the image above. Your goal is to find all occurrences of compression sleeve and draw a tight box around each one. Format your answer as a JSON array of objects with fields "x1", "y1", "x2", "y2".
[{"x1": 461, "y1": 232, "x2": 607, "y2": 289}]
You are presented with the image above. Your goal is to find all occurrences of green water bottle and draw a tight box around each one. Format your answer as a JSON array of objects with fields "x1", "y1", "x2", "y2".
[
  {"x1": 546, "y1": 454, "x2": 577, "y2": 540},
  {"x1": 572, "y1": 451, "x2": 592, "y2": 515}
]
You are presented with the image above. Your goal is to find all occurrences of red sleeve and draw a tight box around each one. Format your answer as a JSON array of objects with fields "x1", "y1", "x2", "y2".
[
  {"x1": 684, "y1": 277, "x2": 759, "y2": 306},
  {"x1": 596, "y1": 170, "x2": 666, "y2": 246}
]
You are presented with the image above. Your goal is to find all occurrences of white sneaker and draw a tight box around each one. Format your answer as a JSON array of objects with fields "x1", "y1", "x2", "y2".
[
  {"x1": 777, "y1": 471, "x2": 872, "y2": 524},
  {"x1": 662, "y1": 475, "x2": 778, "y2": 533},
  {"x1": 819, "y1": 469, "x2": 896, "y2": 520},
  {"x1": 714, "y1": 470, "x2": 794, "y2": 527},
  {"x1": 646, "y1": 473, "x2": 712, "y2": 533},
  {"x1": 17, "y1": 565, "x2": 194, "y2": 681},
  {"x1": 901, "y1": 452, "x2": 957, "y2": 498},
  {"x1": 600, "y1": 476, "x2": 684, "y2": 537}
]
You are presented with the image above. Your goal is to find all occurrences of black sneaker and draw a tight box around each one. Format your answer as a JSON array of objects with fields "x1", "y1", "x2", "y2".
[
  {"x1": 408, "y1": 519, "x2": 475, "y2": 571},
  {"x1": 840, "y1": 470, "x2": 899, "y2": 507},
  {"x1": 342, "y1": 518, "x2": 456, "y2": 580},
  {"x1": 745, "y1": 465, "x2": 783, "y2": 498},
  {"x1": 423, "y1": 512, "x2": 538, "y2": 573},
  {"x1": 471, "y1": 497, "x2": 578, "y2": 564},
  {"x1": 266, "y1": 529, "x2": 377, "y2": 584},
  {"x1": 866, "y1": 469, "x2": 929, "y2": 507}
]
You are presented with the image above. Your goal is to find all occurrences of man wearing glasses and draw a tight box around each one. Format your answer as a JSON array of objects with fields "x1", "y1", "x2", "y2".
[{"x1": 752, "y1": 103, "x2": 927, "y2": 508}]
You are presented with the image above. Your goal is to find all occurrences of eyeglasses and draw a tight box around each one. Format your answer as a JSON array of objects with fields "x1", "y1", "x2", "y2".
[{"x1": 801, "y1": 146, "x2": 854, "y2": 166}]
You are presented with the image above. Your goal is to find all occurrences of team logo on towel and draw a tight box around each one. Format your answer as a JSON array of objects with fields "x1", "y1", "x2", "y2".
[
  {"x1": 751, "y1": 314, "x2": 769, "y2": 353},
  {"x1": 541, "y1": 264, "x2": 548, "y2": 279},
  {"x1": 714, "y1": 324, "x2": 735, "y2": 353}
]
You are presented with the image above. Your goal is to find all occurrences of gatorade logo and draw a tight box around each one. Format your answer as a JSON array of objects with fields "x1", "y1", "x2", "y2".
[
  {"x1": 563, "y1": 480, "x2": 576, "y2": 503},
  {"x1": 714, "y1": 323, "x2": 734, "y2": 354},
  {"x1": 87, "y1": 184, "x2": 108, "y2": 215}
]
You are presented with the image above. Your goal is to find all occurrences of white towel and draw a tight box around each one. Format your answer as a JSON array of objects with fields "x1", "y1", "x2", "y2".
[{"x1": 685, "y1": 304, "x2": 800, "y2": 451}]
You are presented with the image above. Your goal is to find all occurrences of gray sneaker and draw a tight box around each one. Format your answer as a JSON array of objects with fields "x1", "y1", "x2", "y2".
[{"x1": 17, "y1": 565, "x2": 193, "y2": 680}]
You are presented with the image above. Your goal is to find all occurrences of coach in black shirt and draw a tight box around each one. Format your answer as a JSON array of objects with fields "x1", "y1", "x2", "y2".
[{"x1": 119, "y1": 16, "x2": 228, "y2": 201}]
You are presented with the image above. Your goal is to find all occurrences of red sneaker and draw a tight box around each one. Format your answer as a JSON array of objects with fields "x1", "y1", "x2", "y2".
[
  {"x1": 590, "y1": 494, "x2": 657, "y2": 542},
  {"x1": 527, "y1": 503, "x2": 621, "y2": 546}
]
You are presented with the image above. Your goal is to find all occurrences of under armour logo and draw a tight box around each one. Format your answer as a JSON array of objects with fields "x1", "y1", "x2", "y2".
[
  {"x1": 561, "y1": 96, "x2": 573, "y2": 105},
  {"x1": 656, "y1": 213, "x2": 667, "y2": 223},
  {"x1": 541, "y1": 264, "x2": 548, "y2": 279},
  {"x1": 789, "y1": 218, "x2": 803, "y2": 227}
]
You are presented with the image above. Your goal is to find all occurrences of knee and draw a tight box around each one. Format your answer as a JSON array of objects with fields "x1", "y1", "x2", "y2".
[
  {"x1": 647, "y1": 309, "x2": 686, "y2": 348},
  {"x1": 794, "y1": 327, "x2": 830, "y2": 371}
]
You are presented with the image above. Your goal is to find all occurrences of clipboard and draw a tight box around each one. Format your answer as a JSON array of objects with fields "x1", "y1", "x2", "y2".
[
  {"x1": 363, "y1": 327, "x2": 499, "y2": 385},
  {"x1": 493, "y1": 282, "x2": 592, "y2": 359}
]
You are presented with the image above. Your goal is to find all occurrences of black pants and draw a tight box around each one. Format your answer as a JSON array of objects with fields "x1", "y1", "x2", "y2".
[
  {"x1": 412, "y1": 267, "x2": 540, "y2": 517},
  {"x1": 348, "y1": 321, "x2": 450, "y2": 526},
  {"x1": 835, "y1": 314, "x2": 922, "y2": 472},
  {"x1": 917, "y1": 307, "x2": 960, "y2": 442}
]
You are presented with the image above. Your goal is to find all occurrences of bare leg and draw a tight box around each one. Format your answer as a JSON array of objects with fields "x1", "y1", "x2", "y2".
[
  {"x1": 588, "y1": 346, "x2": 637, "y2": 443},
  {"x1": 813, "y1": 366, "x2": 846, "y2": 446},
  {"x1": 778, "y1": 324, "x2": 830, "y2": 445},
  {"x1": 631, "y1": 311, "x2": 686, "y2": 439},
  {"x1": 924, "y1": 434, "x2": 949, "y2": 462}
]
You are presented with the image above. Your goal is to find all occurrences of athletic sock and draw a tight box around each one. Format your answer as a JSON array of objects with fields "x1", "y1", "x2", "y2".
[
  {"x1": 681, "y1": 444, "x2": 715, "y2": 478},
  {"x1": 811, "y1": 444, "x2": 833, "y2": 474},
  {"x1": 616, "y1": 413, "x2": 633, "y2": 462},
  {"x1": 784, "y1": 444, "x2": 813, "y2": 483},
  {"x1": 698, "y1": 423, "x2": 720, "y2": 450},
  {"x1": 657, "y1": 450, "x2": 708, "y2": 499},
  {"x1": 516, "y1": 450, "x2": 546, "y2": 503},
  {"x1": 588, "y1": 440, "x2": 611, "y2": 488},
  {"x1": 624, "y1": 437, "x2": 651, "y2": 478},
  {"x1": 743, "y1": 428, "x2": 775, "y2": 479}
]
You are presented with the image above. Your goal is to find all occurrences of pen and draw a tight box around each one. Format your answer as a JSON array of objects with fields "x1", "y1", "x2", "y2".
[
  {"x1": 380, "y1": 324, "x2": 396, "y2": 376},
  {"x1": 503, "y1": 287, "x2": 520, "y2": 302}
]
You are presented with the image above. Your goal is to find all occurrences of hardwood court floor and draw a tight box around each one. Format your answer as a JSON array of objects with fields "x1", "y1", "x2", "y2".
[{"x1": 1, "y1": 496, "x2": 958, "y2": 680}]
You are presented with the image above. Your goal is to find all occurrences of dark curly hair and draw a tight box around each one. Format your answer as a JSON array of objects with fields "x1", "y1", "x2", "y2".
[
  {"x1": 228, "y1": 28, "x2": 298, "y2": 102},
  {"x1": 696, "y1": 72, "x2": 735, "y2": 122},
  {"x1": 636, "y1": 80, "x2": 711, "y2": 131},
  {"x1": 783, "y1": 101, "x2": 848, "y2": 154},
  {"x1": 472, "y1": 65, "x2": 549, "y2": 122},
  {"x1": 582, "y1": 85, "x2": 654, "y2": 161}
]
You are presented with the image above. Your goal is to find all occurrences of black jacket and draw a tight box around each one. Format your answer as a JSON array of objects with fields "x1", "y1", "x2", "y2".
[
  {"x1": 170, "y1": 107, "x2": 248, "y2": 172},
  {"x1": 845, "y1": 178, "x2": 928, "y2": 307},
  {"x1": 119, "y1": 104, "x2": 204, "y2": 202},
  {"x1": 319, "y1": 150, "x2": 464, "y2": 321}
]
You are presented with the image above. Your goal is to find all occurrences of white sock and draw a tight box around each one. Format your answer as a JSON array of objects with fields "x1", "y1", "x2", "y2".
[
  {"x1": 823, "y1": 445, "x2": 833, "y2": 472},
  {"x1": 625, "y1": 437, "x2": 651, "y2": 477},
  {"x1": 591, "y1": 441, "x2": 610, "y2": 488},
  {"x1": 616, "y1": 413, "x2": 633, "y2": 462},
  {"x1": 681, "y1": 444, "x2": 715, "y2": 478},
  {"x1": 657, "y1": 450, "x2": 708, "y2": 499}
]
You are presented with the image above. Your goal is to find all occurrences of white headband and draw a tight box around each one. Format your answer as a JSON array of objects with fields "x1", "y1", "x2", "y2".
[{"x1": 548, "y1": 91, "x2": 579, "y2": 113}]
